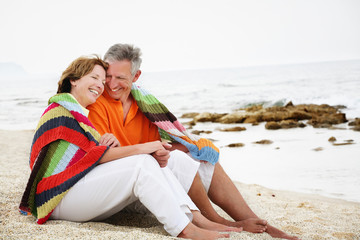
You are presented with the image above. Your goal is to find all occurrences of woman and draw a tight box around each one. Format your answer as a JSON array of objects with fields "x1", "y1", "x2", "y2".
[{"x1": 19, "y1": 55, "x2": 241, "y2": 239}]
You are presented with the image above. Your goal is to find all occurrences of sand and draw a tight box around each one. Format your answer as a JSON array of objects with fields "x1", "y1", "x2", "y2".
[{"x1": 1, "y1": 129, "x2": 360, "y2": 240}]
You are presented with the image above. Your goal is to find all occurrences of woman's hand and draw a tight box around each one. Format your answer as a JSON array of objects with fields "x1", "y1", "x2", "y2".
[
  {"x1": 142, "y1": 141, "x2": 172, "y2": 168},
  {"x1": 99, "y1": 133, "x2": 120, "y2": 148}
]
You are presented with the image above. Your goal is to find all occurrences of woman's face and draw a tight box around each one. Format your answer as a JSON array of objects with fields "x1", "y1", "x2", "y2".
[{"x1": 70, "y1": 65, "x2": 106, "y2": 108}]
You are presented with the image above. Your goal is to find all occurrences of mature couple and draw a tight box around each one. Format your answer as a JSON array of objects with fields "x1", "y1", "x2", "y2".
[{"x1": 19, "y1": 44, "x2": 299, "y2": 240}]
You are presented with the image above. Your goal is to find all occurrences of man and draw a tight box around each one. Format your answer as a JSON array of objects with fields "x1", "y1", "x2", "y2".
[{"x1": 88, "y1": 43, "x2": 299, "y2": 240}]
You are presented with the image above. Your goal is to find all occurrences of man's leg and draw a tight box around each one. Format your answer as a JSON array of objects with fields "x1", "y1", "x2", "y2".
[
  {"x1": 207, "y1": 163, "x2": 300, "y2": 240},
  {"x1": 188, "y1": 169, "x2": 267, "y2": 233},
  {"x1": 167, "y1": 150, "x2": 267, "y2": 232}
]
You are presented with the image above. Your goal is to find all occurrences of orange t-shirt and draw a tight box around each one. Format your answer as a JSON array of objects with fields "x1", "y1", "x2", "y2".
[{"x1": 87, "y1": 90, "x2": 160, "y2": 146}]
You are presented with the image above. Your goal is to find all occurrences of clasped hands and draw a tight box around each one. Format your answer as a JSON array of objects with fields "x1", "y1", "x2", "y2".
[{"x1": 99, "y1": 133, "x2": 172, "y2": 168}]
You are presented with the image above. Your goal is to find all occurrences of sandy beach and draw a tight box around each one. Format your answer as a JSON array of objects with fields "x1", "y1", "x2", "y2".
[{"x1": 1, "y1": 129, "x2": 360, "y2": 240}]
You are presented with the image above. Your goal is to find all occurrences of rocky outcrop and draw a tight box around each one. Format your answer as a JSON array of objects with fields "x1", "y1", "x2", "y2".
[{"x1": 181, "y1": 102, "x2": 350, "y2": 130}]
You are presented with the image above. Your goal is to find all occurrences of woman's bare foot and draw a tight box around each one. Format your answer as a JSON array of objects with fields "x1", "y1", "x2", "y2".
[
  {"x1": 178, "y1": 222, "x2": 230, "y2": 240},
  {"x1": 192, "y1": 211, "x2": 242, "y2": 233},
  {"x1": 266, "y1": 225, "x2": 301, "y2": 240},
  {"x1": 228, "y1": 217, "x2": 267, "y2": 233}
]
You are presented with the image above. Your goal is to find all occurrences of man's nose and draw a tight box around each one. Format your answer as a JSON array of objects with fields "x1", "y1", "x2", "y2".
[{"x1": 106, "y1": 77, "x2": 116, "y2": 89}]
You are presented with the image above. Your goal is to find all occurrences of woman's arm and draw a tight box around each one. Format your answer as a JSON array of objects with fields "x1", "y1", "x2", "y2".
[{"x1": 99, "y1": 141, "x2": 166, "y2": 164}]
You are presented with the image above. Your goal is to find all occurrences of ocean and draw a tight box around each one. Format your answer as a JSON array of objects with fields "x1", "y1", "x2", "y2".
[{"x1": 1, "y1": 59, "x2": 359, "y2": 202}]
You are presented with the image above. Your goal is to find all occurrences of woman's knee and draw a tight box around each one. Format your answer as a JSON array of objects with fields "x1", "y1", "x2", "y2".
[{"x1": 138, "y1": 154, "x2": 160, "y2": 170}]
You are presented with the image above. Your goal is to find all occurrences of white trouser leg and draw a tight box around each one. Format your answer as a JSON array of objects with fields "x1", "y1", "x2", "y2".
[
  {"x1": 50, "y1": 154, "x2": 193, "y2": 236},
  {"x1": 167, "y1": 150, "x2": 215, "y2": 193}
]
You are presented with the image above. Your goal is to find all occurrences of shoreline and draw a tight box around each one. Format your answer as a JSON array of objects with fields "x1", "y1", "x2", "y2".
[{"x1": 1, "y1": 129, "x2": 360, "y2": 239}]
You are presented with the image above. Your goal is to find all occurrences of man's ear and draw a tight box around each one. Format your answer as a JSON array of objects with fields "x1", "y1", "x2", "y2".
[{"x1": 132, "y1": 70, "x2": 142, "y2": 83}]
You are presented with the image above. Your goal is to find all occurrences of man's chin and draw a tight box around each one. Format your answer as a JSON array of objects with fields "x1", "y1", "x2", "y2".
[{"x1": 108, "y1": 91, "x2": 122, "y2": 100}]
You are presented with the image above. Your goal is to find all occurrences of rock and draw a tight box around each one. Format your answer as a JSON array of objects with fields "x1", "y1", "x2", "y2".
[
  {"x1": 219, "y1": 126, "x2": 246, "y2": 132},
  {"x1": 261, "y1": 111, "x2": 289, "y2": 122},
  {"x1": 349, "y1": 118, "x2": 360, "y2": 131},
  {"x1": 191, "y1": 130, "x2": 212, "y2": 135},
  {"x1": 217, "y1": 112, "x2": 248, "y2": 124},
  {"x1": 227, "y1": 143, "x2": 245, "y2": 147},
  {"x1": 279, "y1": 120, "x2": 301, "y2": 129},
  {"x1": 288, "y1": 110, "x2": 312, "y2": 120},
  {"x1": 183, "y1": 120, "x2": 196, "y2": 126},
  {"x1": 253, "y1": 139, "x2": 273, "y2": 144},
  {"x1": 332, "y1": 142, "x2": 354, "y2": 146},
  {"x1": 348, "y1": 118, "x2": 360, "y2": 126},
  {"x1": 313, "y1": 147, "x2": 323, "y2": 151},
  {"x1": 181, "y1": 112, "x2": 200, "y2": 118},
  {"x1": 194, "y1": 112, "x2": 227, "y2": 122},
  {"x1": 353, "y1": 126, "x2": 360, "y2": 131},
  {"x1": 308, "y1": 113, "x2": 347, "y2": 127},
  {"x1": 245, "y1": 105, "x2": 263, "y2": 112},
  {"x1": 298, "y1": 122, "x2": 307, "y2": 128},
  {"x1": 243, "y1": 115, "x2": 261, "y2": 124},
  {"x1": 265, "y1": 121, "x2": 281, "y2": 130},
  {"x1": 328, "y1": 136, "x2": 337, "y2": 142},
  {"x1": 285, "y1": 101, "x2": 294, "y2": 107},
  {"x1": 311, "y1": 123, "x2": 333, "y2": 128}
]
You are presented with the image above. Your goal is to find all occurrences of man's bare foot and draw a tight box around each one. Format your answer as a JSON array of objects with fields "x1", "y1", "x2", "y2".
[
  {"x1": 266, "y1": 225, "x2": 301, "y2": 240},
  {"x1": 227, "y1": 217, "x2": 267, "y2": 233},
  {"x1": 192, "y1": 211, "x2": 242, "y2": 233},
  {"x1": 178, "y1": 222, "x2": 230, "y2": 240}
]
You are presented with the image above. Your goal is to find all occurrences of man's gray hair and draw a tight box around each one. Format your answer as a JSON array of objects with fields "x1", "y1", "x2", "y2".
[{"x1": 104, "y1": 44, "x2": 142, "y2": 76}]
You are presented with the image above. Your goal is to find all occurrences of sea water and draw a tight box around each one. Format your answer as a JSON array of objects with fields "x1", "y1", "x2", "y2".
[{"x1": 1, "y1": 59, "x2": 359, "y2": 201}]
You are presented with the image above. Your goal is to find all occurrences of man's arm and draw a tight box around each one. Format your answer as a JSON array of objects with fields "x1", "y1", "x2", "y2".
[{"x1": 168, "y1": 142, "x2": 189, "y2": 153}]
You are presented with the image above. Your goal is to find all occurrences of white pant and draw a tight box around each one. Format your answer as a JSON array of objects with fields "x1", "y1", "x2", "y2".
[
  {"x1": 167, "y1": 150, "x2": 215, "y2": 193},
  {"x1": 51, "y1": 154, "x2": 198, "y2": 236},
  {"x1": 121, "y1": 150, "x2": 215, "y2": 215}
]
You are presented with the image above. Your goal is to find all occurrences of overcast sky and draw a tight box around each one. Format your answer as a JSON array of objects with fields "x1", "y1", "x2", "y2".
[{"x1": 0, "y1": 0, "x2": 359, "y2": 75}]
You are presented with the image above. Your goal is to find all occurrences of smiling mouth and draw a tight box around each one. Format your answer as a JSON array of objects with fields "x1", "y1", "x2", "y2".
[
  {"x1": 89, "y1": 89, "x2": 99, "y2": 96},
  {"x1": 111, "y1": 88, "x2": 122, "y2": 92}
]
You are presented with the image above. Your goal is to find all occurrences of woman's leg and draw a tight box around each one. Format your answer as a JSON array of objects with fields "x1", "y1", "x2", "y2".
[
  {"x1": 51, "y1": 154, "x2": 189, "y2": 236},
  {"x1": 51, "y1": 154, "x2": 232, "y2": 238}
]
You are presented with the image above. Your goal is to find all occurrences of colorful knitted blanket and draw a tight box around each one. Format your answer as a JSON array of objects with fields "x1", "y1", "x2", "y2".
[
  {"x1": 19, "y1": 93, "x2": 108, "y2": 224},
  {"x1": 131, "y1": 84, "x2": 219, "y2": 165}
]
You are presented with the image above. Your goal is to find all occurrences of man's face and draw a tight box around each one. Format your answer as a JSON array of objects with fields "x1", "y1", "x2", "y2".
[{"x1": 105, "y1": 60, "x2": 135, "y2": 101}]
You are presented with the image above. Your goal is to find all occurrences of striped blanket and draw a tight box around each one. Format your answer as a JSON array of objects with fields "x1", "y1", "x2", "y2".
[
  {"x1": 131, "y1": 84, "x2": 219, "y2": 165},
  {"x1": 19, "y1": 93, "x2": 108, "y2": 224}
]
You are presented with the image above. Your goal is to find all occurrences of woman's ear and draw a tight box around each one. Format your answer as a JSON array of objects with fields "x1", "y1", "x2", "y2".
[{"x1": 70, "y1": 79, "x2": 77, "y2": 87}]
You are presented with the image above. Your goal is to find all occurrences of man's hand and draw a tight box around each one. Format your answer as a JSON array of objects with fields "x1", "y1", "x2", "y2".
[
  {"x1": 99, "y1": 133, "x2": 120, "y2": 148},
  {"x1": 151, "y1": 142, "x2": 172, "y2": 168}
]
